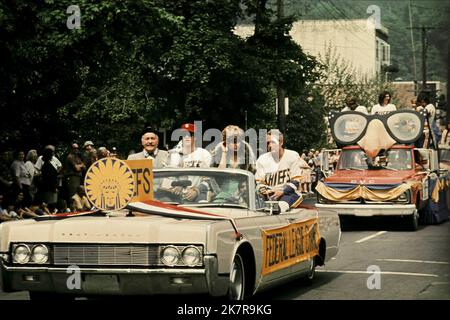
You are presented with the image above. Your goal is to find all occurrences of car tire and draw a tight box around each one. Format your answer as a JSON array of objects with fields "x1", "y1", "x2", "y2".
[
  {"x1": 407, "y1": 210, "x2": 419, "y2": 231},
  {"x1": 303, "y1": 257, "x2": 316, "y2": 285},
  {"x1": 228, "y1": 253, "x2": 245, "y2": 300}
]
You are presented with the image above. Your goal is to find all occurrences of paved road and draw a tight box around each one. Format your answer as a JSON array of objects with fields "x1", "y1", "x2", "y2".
[
  {"x1": 1, "y1": 216, "x2": 449, "y2": 300},
  {"x1": 256, "y1": 218, "x2": 450, "y2": 300}
]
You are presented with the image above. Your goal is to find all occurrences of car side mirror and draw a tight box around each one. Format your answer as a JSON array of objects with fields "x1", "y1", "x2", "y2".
[{"x1": 263, "y1": 201, "x2": 281, "y2": 215}]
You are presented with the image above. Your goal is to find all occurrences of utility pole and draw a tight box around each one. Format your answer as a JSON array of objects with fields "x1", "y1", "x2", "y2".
[
  {"x1": 276, "y1": 0, "x2": 286, "y2": 135},
  {"x1": 408, "y1": 1, "x2": 417, "y2": 95},
  {"x1": 421, "y1": 26, "x2": 427, "y2": 91},
  {"x1": 407, "y1": 26, "x2": 437, "y2": 93}
]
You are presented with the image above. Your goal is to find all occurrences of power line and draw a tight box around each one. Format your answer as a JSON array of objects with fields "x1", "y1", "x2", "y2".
[
  {"x1": 316, "y1": 0, "x2": 374, "y2": 49},
  {"x1": 406, "y1": 25, "x2": 438, "y2": 91}
]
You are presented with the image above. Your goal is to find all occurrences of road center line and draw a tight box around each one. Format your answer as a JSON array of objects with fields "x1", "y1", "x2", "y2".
[
  {"x1": 316, "y1": 270, "x2": 438, "y2": 277},
  {"x1": 355, "y1": 231, "x2": 387, "y2": 243},
  {"x1": 376, "y1": 259, "x2": 450, "y2": 265}
]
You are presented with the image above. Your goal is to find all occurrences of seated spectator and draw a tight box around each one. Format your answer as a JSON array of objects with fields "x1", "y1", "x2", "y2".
[
  {"x1": 24, "y1": 199, "x2": 47, "y2": 216},
  {"x1": 71, "y1": 186, "x2": 91, "y2": 211},
  {"x1": 11, "y1": 192, "x2": 38, "y2": 218},
  {"x1": 0, "y1": 193, "x2": 14, "y2": 222}
]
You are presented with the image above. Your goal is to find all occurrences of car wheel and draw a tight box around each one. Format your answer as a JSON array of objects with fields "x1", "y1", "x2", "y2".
[
  {"x1": 303, "y1": 257, "x2": 316, "y2": 285},
  {"x1": 407, "y1": 210, "x2": 419, "y2": 231},
  {"x1": 228, "y1": 253, "x2": 245, "y2": 300}
]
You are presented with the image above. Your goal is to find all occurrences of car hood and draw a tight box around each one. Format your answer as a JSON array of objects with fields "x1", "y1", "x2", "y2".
[
  {"x1": 326, "y1": 169, "x2": 418, "y2": 185},
  {"x1": 0, "y1": 214, "x2": 214, "y2": 247}
]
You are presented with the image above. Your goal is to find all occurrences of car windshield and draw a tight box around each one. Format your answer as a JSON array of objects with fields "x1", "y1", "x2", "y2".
[
  {"x1": 338, "y1": 149, "x2": 413, "y2": 171},
  {"x1": 338, "y1": 150, "x2": 369, "y2": 170},
  {"x1": 153, "y1": 170, "x2": 250, "y2": 208}
]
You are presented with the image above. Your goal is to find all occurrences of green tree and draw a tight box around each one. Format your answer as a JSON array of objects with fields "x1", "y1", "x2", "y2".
[
  {"x1": 317, "y1": 45, "x2": 394, "y2": 113},
  {"x1": 0, "y1": 0, "x2": 324, "y2": 154}
]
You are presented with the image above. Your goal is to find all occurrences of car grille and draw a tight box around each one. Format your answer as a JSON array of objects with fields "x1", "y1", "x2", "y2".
[{"x1": 53, "y1": 244, "x2": 159, "y2": 266}]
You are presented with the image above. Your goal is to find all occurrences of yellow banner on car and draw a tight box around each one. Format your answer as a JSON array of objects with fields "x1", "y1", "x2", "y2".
[
  {"x1": 125, "y1": 159, "x2": 154, "y2": 202},
  {"x1": 261, "y1": 218, "x2": 320, "y2": 276}
]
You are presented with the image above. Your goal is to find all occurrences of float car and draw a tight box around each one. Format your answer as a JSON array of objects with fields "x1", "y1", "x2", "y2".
[{"x1": 0, "y1": 167, "x2": 340, "y2": 299}]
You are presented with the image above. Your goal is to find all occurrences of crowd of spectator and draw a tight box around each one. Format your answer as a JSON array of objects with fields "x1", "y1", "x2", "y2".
[
  {"x1": 1, "y1": 101, "x2": 448, "y2": 221},
  {"x1": 0, "y1": 141, "x2": 114, "y2": 221}
]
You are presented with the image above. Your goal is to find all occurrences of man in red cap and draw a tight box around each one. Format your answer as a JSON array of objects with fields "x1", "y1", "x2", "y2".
[
  {"x1": 169, "y1": 123, "x2": 211, "y2": 168},
  {"x1": 168, "y1": 123, "x2": 212, "y2": 201},
  {"x1": 128, "y1": 127, "x2": 169, "y2": 168}
]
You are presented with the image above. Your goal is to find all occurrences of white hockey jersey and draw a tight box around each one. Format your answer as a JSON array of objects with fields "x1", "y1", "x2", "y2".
[{"x1": 255, "y1": 149, "x2": 301, "y2": 191}]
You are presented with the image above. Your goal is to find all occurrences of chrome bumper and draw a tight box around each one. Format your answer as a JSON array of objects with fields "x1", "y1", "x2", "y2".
[
  {"x1": 0, "y1": 255, "x2": 229, "y2": 296},
  {"x1": 316, "y1": 204, "x2": 416, "y2": 217}
]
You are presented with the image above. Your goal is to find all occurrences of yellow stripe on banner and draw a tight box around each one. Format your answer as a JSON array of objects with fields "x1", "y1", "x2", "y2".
[
  {"x1": 261, "y1": 218, "x2": 320, "y2": 276},
  {"x1": 316, "y1": 181, "x2": 422, "y2": 202},
  {"x1": 431, "y1": 179, "x2": 441, "y2": 203},
  {"x1": 291, "y1": 195, "x2": 304, "y2": 208}
]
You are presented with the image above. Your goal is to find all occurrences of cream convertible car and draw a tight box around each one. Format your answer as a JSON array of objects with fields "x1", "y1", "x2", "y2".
[{"x1": 0, "y1": 168, "x2": 340, "y2": 300}]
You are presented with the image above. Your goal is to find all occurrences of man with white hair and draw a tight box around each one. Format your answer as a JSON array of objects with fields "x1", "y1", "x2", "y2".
[
  {"x1": 127, "y1": 127, "x2": 169, "y2": 168},
  {"x1": 255, "y1": 129, "x2": 303, "y2": 212}
]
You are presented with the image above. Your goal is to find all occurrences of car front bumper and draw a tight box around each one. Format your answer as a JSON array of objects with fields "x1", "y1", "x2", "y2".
[
  {"x1": 315, "y1": 204, "x2": 417, "y2": 217},
  {"x1": 0, "y1": 255, "x2": 229, "y2": 297}
]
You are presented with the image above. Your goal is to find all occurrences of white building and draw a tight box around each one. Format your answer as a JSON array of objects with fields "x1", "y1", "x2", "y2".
[{"x1": 234, "y1": 19, "x2": 390, "y2": 77}]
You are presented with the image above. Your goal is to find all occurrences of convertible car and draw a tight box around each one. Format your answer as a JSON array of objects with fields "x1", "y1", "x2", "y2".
[{"x1": 0, "y1": 166, "x2": 340, "y2": 300}]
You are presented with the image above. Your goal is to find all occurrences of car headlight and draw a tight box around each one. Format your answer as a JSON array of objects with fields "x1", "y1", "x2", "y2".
[
  {"x1": 31, "y1": 245, "x2": 49, "y2": 264},
  {"x1": 182, "y1": 246, "x2": 201, "y2": 267},
  {"x1": 396, "y1": 191, "x2": 410, "y2": 203},
  {"x1": 13, "y1": 244, "x2": 31, "y2": 264},
  {"x1": 161, "y1": 246, "x2": 180, "y2": 266}
]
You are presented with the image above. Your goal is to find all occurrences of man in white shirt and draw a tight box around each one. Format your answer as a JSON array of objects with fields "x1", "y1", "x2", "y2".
[
  {"x1": 169, "y1": 123, "x2": 212, "y2": 168},
  {"x1": 165, "y1": 123, "x2": 212, "y2": 201},
  {"x1": 417, "y1": 95, "x2": 441, "y2": 148},
  {"x1": 127, "y1": 127, "x2": 169, "y2": 168},
  {"x1": 371, "y1": 91, "x2": 396, "y2": 115},
  {"x1": 342, "y1": 96, "x2": 368, "y2": 114},
  {"x1": 255, "y1": 129, "x2": 302, "y2": 212},
  {"x1": 34, "y1": 145, "x2": 63, "y2": 188},
  {"x1": 35, "y1": 145, "x2": 62, "y2": 173}
]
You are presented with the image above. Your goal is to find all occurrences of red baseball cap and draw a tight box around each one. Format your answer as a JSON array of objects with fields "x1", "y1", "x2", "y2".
[{"x1": 181, "y1": 123, "x2": 196, "y2": 133}]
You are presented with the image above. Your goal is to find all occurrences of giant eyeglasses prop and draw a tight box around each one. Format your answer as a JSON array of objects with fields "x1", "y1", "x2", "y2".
[{"x1": 328, "y1": 109, "x2": 427, "y2": 146}]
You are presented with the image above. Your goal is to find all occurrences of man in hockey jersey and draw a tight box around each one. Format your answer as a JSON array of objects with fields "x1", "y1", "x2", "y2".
[{"x1": 255, "y1": 129, "x2": 303, "y2": 212}]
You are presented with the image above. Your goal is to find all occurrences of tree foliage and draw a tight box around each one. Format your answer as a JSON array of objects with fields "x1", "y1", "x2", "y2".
[
  {"x1": 317, "y1": 45, "x2": 394, "y2": 112},
  {"x1": 0, "y1": 0, "x2": 322, "y2": 154}
]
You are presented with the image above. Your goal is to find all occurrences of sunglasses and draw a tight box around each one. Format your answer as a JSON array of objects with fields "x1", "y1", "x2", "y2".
[{"x1": 328, "y1": 109, "x2": 426, "y2": 145}]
